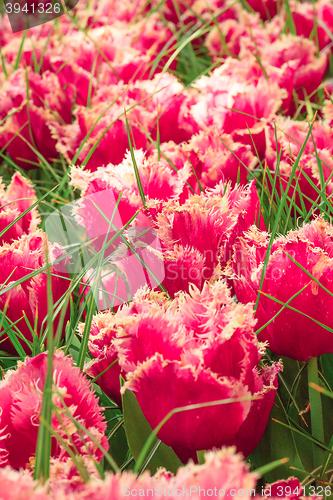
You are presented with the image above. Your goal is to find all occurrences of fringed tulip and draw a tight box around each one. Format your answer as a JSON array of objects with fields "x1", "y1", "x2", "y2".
[
  {"x1": 291, "y1": 0, "x2": 333, "y2": 51},
  {"x1": 0, "y1": 450, "x2": 321, "y2": 499},
  {"x1": 188, "y1": 67, "x2": 286, "y2": 160},
  {"x1": 0, "y1": 468, "x2": 48, "y2": 500},
  {"x1": 265, "y1": 116, "x2": 333, "y2": 213},
  {"x1": 0, "y1": 172, "x2": 40, "y2": 244},
  {"x1": 149, "y1": 131, "x2": 257, "y2": 192},
  {"x1": 228, "y1": 217, "x2": 333, "y2": 360},
  {"x1": 0, "y1": 350, "x2": 108, "y2": 471},
  {"x1": 87, "y1": 279, "x2": 281, "y2": 461},
  {"x1": 154, "y1": 180, "x2": 264, "y2": 296},
  {"x1": 0, "y1": 231, "x2": 70, "y2": 354},
  {"x1": 53, "y1": 73, "x2": 193, "y2": 171},
  {"x1": 0, "y1": 69, "x2": 71, "y2": 169},
  {"x1": 120, "y1": 281, "x2": 281, "y2": 462}
]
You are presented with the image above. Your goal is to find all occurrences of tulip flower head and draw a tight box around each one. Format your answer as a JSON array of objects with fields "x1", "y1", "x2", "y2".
[
  {"x1": 228, "y1": 217, "x2": 333, "y2": 361},
  {"x1": 0, "y1": 351, "x2": 108, "y2": 471}
]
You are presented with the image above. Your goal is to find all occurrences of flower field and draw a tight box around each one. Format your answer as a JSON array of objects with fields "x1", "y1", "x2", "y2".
[{"x1": 2, "y1": 0, "x2": 333, "y2": 497}]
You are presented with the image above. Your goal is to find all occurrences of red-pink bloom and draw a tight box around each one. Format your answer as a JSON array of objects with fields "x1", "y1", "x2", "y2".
[
  {"x1": 119, "y1": 280, "x2": 281, "y2": 462},
  {"x1": 206, "y1": 13, "x2": 280, "y2": 59},
  {"x1": 291, "y1": 0, "x2": 333, "y2": 51},
  {"x1": 71, "y1": 149, "x2": 190, "y2": 221},
  {"x1": 48, "y1": 455, "x2": 103, "y2": 491},
  {"x1": 73, "y1": 179, "x2": 263, "y2": 304},
  {"x1": 0, "y1": 26, "x2": 58, "y2": 72},
  {"x1": 150, "y1": 0, "x2": 238, "y2": 25},
  {"x1": 0, "y1": 449, "x2": 321, "y2": 499},
  {"x1": 188, "y1": 68, "x2": 286, "y2": 159},
  {"x1": 0, "y1": 69, "x2": 71, "y2": 169},
  {"x1": 265, "y1": 477, "x2": 307, "y2": 499},
  {"x1": 149, "y1": 131, "x2": 257, "y2": 192},
  {"x1": 0, "y1": 467, "x2": 47, "y2": 500},
  {"x1": 0, "y1": 231, "x2": 70, "y2": 354},
  {"x1": 80, "y1": 0, "x2": 149, "y2": 27},
  {"x1": 49, "y1": 57, "x2": 95, "y2": 108},
  {"x1": 153, "y1": 180, "x2": 264, "y2": 296},
  {"x1": 83, "y1": 289, "x2": 179, "y2": 406},
  {"x1": 51, "y1": 100, "x2": 147, "y2": 170},
  {"x1": 213, "y1": 35, "x2": 327, "y2": 115},
  {"x1": 53, "y1": 73, "x2": 194, "y2": 171},
  {"x1": 260, "y1": 35, "x2": 328, "y2": 114},
  {"x1": 48, "y1": 447, "x2": 257, "y2": 498},
  {"x1": 244, "y1": 0, "x2": 279, "y2": 20},
  {"x1": 0, "y1": 172, "x2": 40, "y2": 244},
  {"x1": 0, "y1": 350, "x2": 108, "y2": 470},
  {"x1": 43, "y1": 17, "x2": 175, "y2": 107},
  {"x1": 265, "y1": 116, "x2": 333, "y2": 213},
  {"x1": 121, "y1": 74, "x2": 197, "y2": 146},
  {"x1": 228, "y1": 217, "x2": 333, "y2": 361}
]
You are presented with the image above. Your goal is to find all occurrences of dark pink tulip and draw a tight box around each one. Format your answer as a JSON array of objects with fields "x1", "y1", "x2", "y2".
[
  {"x1": 149, "y1": 131, "x2": 257, "y2": 193},
  {"x1": 0, "y1": 172, "x2": 40, "y2": 245},
  {"x1": 291, "y1": 0, "x2": 333, "y2": 51},
  {"x1": 245, "y1": 0, "x2": 279, "y2": 20},
  {"x1": 265, "y1": 117, "x2": 333, "y2": 213},
  {"x1": 84, "y1": 290, "x2": 175, "y2": 405},
  {"x1": 73, "y1": 179, "x2": 263, "y2": 303},
  {"x1": 229, "y1": 217, "x2": 333, "y2": 361},
  {"x1": 150, "y1": 0, "x2": 238, "y2": 25},
  {"x1": 124, "y1": 354, "x2": 251, "y2": 462},
  {"x1": 0, "y1": 69, "x2": 71, "y2": 169},
  {"x1": 261, "y1": 35, "x2": 327, "y2": 115},
  {"x1": 55, "y1": 73, "x2": 197, "y2": 171},
  {"x1": 188, "y1": 68, "x2": 285, "y2": 160},
  {"x1": 0, "y1": 231, "x2": 70, "y2": 354},
  {"x1": 109, "y1": 280, "x2": 282, "y2": 461},
  {"x1": 206, "y1": 13, "x2": 280, "y2": 59},
  {"x1": 80, "y1": 0, "x2": 149, "y2": 26},
  {"x1": 0, "y1": 351, "x2": 108, "y2": 470},
  {"x1": 153, "y1": 180, "x2": 264, "y2": 296},
  {"x1": 266, "y1": 477, "x2": 306, "y2": 499}
]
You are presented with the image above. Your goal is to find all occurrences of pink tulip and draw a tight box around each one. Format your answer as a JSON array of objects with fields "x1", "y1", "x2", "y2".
[
  {"x1": 228, "y1": 217, "x2": 333, "y2": 360},
  {"x1": 0, "y1": 231, "x2": 70, "y2": 354},
  {"x1": 0, "y1": 172, "x2": 40, "y2": 244},
  {"x1": 149, "y1": 131, "x2": 257, "y2": 193},
  {"x1": 0, "y1": 467, "x2": 48, "y2": 500},
  {"x1": 87, "y1": 278, "x2": 281, "y2": 461},
  {"x1": 0, "y1": 69, "x2": 71, "y2": 169},
  {"x1": 0, "y1": 351, "x2": 108, "y2": 471},
  {"x1": 188, "y1": 66, "x2": 286, "y2": 160}
]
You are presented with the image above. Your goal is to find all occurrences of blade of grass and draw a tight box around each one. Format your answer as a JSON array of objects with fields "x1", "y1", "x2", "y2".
[{"x1": 34, "y1": 248, "x2": 55, "y2": 483}]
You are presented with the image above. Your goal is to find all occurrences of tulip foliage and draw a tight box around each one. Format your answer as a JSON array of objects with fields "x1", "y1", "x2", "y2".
[{"x1": 2, "y1": 0, "x2": 333, "y2": 497}]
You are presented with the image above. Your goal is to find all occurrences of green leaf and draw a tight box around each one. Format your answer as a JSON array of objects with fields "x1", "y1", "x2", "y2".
[
  {"x1": 254, "y1": 457, "x2": 289, "y2": 477},
  {"x1": 249, "y1": 392, "x2": 306, "y2": 483},
  {"x1": 320, "y1": 354, "x2": 333, "y2": 390},
  {"x1": 107, "y1": 423, "x2": 129, "y2": 469},
  {"x1": 121, "y1": 381, "x2": 183, "y2": 475},
  {"x1": 68, "y1": 334, "x2": 91, "y2": 367}
]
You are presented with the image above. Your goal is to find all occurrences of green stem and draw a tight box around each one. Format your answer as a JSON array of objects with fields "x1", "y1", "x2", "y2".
[{"x1": 308, "y1": 356, "x2": 325, "y2": 472}]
